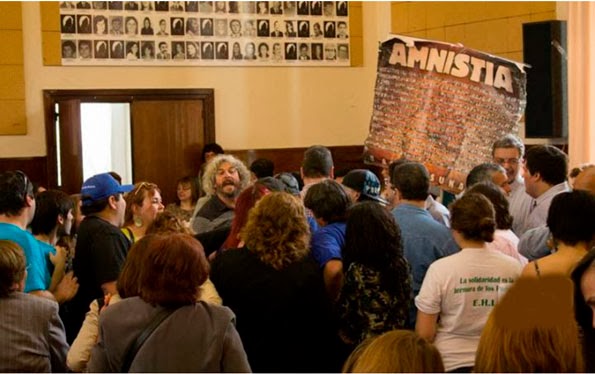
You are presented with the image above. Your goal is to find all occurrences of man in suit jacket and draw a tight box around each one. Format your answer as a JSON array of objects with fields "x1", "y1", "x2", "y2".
[{"x1": 0, "y1": 240, "x2": 69, "y2": 372}]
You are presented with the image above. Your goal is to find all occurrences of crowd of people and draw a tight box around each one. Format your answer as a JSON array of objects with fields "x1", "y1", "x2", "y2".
[{"x1": 0, "y1": 134, "x2": 593, "y2": 372}]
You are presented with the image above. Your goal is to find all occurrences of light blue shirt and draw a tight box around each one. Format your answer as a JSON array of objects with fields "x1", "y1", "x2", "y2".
[
  {"x1": 392, "y1": 203, "x2": 459, "y2": 327},
  {"x1": 0, "y1": 223, "x2": 48, "y2": 292}
]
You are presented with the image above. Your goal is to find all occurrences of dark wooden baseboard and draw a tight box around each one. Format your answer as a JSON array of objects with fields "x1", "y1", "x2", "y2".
[
  {"x1": 0, "y1": 157, "x2": 49, "y2": 188},
  {"x1": 0, "y1": 145, "x2": 378, "y2": 193},
  {"x1": 228, "y1": 145, "x2": 382, "y2": 176}
]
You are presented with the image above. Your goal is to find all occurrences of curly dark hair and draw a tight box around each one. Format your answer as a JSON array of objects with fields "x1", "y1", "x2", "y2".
[
  {"x1": 241, "y1": 192, "x2": 310, "y2": 270},
  {"x1": 343, "y1": 201, "x2": 411, "y2": 295}
]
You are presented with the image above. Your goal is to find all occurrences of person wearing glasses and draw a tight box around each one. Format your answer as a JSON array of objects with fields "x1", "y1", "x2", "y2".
[
  {"x1": 491, "y1": 134, "x2": 533, "y2": 235},
  {"x1": 62, "y1": 173, "x2": 134, "y2": 344}
]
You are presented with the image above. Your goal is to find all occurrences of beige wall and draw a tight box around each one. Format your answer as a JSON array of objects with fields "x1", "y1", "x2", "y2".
[{"x1": 0, "y1": 1, "x2": 391, "y2": 158}]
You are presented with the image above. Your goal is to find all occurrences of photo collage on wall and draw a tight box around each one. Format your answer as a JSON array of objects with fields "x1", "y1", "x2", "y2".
[{"x1": 59, "y1": 1, "x2": 351, "y2": 66}]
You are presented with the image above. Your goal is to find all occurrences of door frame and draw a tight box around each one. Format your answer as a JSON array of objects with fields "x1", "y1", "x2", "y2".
[{"x1": 43, "y1": 89, "x2": 215, "y2": 190}]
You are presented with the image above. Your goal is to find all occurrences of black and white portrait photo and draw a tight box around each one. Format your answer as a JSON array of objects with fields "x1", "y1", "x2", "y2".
[
  {"x1": 297, "y1": 1, "x2": 309, "y2": 15},
  {"x1": 257, "y1": 19, "x2": 270, "y2": 37},
  {"x1": 200, "y1": 18, "x2": 214, "y2": 36},
  {"x1": 155, "y1": 1, "x2": 169, "y2": 11},
  {"x1": 310, "y1": 1, "x2": 322, "y2": 16},
  {"x1": 94, "y1": 40, "x2": 108, "y2": 58},
  {"x1": 336, "y1": 1, "x2": 348, "y2": 16},
  {"x1": 202, "y1": 41, "x2": 214, "y2": 59},
  {"x1": 61, "y1": 40, "x2": 77, "y2": 58},
  {"x1": 185, "y1": 1, "x2": 198, "y2": 12},
  {"x1": 110, "y1": 40, "x2": 124, "y2": 58},
  {"x1": 109, "y1": 16, "x2": 123, "y2": 35},
  {"x1": 214, "y1": 19, "x2": 228, "y2": 37},
  {"x1": 61, "y1": 15, "x2": 76, "y2": 34},
  {"x1": 108, "y1": 1, "x2": 123, "y2": 10},
  {"x1": 78, "y1": 39, "x2": 92, "y2": 58},
  {"x1": 283, "y1": 1, "x2": 296, "y2": 15},
  {"x1": 186, "y1": 17, "x2": 200, "y2": 36},
  {"x1": 285, "y1": 42, "x2": 297, "y2": 60},
  {"x1": 60, "y1": 0, "x2": 351, "y2": 65},
  {"x1": 298, "y1": 20, "x2": 309, "y2": 38},
  {"x1": 171, "y1": 17, "x2": 185, "y2": 35},
  {"x1": 324, "y1": 21, "x2": 335, "y2": 38},
  {"x1": 216, "y1": 41, "x2": 229, "y2": 59},
  {"x1": 77, "y1": 15, "x2": 92, "y2": 34}
]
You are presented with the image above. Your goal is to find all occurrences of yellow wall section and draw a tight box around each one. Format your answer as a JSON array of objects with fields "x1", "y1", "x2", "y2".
[
  {"x1": 391, "y1": 2, "x2": 559, "y2": 62},
  {"x1": 0, "y1": 2, "x2": 26, "y2": 135}
]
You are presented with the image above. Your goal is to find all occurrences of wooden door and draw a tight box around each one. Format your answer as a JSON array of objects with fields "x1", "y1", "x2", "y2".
[
  {"x1": 44, "y1": 90, "x2": 215, "y2": 197},
  {"x1": 131, "y1": 99, "x2": 206, "y2": 205},
  {"x1": 56, "y1": 99, "x2": 84, "y2": 194}
]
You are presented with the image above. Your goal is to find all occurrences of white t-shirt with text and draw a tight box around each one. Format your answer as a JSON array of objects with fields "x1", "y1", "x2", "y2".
[{"x1": 415, "y1": 247, "x2": 522, "y2": 371}]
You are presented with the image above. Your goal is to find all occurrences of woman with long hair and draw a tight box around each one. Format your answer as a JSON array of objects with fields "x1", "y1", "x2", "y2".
[
  {"x1": 415, "y1": 193, "x2": 522, "y2": 372},
  {"x1": 211, "y1": 192, "x2": 343, "y2": 372},
  {"x1": 475, "y1": 275, "x2": 583, "y2": 372},
  {"x1": 337, "y1": 201, "x2": 412, "y2": 347},
  {"x1": 121, "y1": 182, "x2": 164, "y2": 244}
]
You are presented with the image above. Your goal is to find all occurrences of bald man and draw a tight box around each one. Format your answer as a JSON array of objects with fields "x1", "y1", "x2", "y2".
[{"x1": 518, "y1": 166, "x2": 595, "y2": 260}]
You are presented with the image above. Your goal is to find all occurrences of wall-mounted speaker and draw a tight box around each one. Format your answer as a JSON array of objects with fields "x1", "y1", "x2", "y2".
[{"x1": 522, "y1": 20, "x2": 567, "y2": 138}]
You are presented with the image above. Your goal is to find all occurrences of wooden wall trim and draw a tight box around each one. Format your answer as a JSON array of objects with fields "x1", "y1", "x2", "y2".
[
  {"x1": 228, "y1": 145, "x2": 382, "y2": 176},
  {"x1": 0, "y1": 145, "x2": 375, "y2": 195},
  {"x1": 0, "y1": 157, "x2": 49, "y2": 188}
]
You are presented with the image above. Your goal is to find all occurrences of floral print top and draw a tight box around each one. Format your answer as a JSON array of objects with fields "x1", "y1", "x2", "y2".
[{"x1": 337, "y1": 262, "x2": 412, "y2": 346}]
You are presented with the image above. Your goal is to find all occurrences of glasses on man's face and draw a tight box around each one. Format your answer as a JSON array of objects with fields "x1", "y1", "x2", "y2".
[{"x1": 494, "y1": 158, "x2": 520, "y2": 166}]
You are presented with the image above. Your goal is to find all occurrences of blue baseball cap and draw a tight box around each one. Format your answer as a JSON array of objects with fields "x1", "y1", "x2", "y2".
[{"x1": 81, "y1": 173, "x2": 134, "y2": 206}]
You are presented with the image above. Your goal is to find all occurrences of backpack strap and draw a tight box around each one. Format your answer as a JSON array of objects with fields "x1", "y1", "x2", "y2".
[{"x1": 121, "y1": 307, "x2": 178, "y2": 372}]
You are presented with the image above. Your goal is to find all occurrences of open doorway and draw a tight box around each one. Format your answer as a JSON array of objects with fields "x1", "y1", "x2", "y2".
[
  {"x1": 80, "y1": 103, "x2": 133, "y2": 183},
  {"x1": 44, "y1": 89, "x2": 215, "y2": 205}
]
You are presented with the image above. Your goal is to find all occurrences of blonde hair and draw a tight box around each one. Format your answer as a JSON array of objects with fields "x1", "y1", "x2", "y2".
[
  {"x1": 241, "y1": 192, "x2": 310, "y2": 270},
  {"x1": 475, "y1": 275, "x2": 583, "y2": 372},
  {"x1": 343, "y1": 330, "x2": 444, "y2": 373}
]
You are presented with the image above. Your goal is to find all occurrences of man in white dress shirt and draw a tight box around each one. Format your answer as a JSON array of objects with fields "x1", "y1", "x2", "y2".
[
  {"x1": 521, "y1": 144, "x2": 570, "y2": 235},
  {"x1": 492, "y1": 135, "x2": 533, "y2": 235}
]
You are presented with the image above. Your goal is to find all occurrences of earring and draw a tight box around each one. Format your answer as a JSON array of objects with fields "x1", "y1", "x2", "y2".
[{"x1": 133, "y1": 216, "x2": 143, "y2": 228}]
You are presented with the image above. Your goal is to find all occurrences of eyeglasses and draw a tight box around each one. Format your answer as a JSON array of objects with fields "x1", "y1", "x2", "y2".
[{"x1": 494, "y1": 158, "x2": 520, "y2": 166}]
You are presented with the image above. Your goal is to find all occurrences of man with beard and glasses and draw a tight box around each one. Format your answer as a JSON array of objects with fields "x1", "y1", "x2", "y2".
[{"x1": 191, "y1": 155, "x2": 250, "y2": 256}]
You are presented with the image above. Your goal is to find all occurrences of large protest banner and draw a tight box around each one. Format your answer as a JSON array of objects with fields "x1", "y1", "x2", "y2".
[{"x1": 363, "y1": 35, "x2": 527, "y2": 194}]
